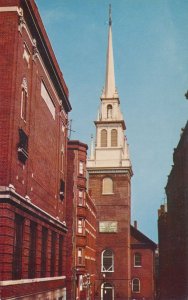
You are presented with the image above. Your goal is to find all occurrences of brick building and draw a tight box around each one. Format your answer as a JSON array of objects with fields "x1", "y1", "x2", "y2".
[
  {"x1": 131, "y1": 222, "x2": 157, "y2": 300},
  {"x1": 158, "y1": 121, "x2": 188, "y2": 300},
  {"x1": 0, "y1": 0, "x2": 71, "y2": 299},
  {"x1": 66, "y1": 140, "x2": 96, "y2": 300}
]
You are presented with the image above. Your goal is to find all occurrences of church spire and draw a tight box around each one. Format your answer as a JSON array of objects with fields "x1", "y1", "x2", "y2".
[{"x1": 103, "y1": 5, "x2": 116, "y2": 99}]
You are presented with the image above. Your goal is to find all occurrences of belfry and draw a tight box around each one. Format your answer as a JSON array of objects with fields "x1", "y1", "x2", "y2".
[{"x1": 87, "y1": 5, "x2": 133, "y2": 300}]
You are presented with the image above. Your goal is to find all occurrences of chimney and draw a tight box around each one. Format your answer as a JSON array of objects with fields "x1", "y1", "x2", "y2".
[{"x1": 134, "y1": 220, "x2": 137, "y2": 229}]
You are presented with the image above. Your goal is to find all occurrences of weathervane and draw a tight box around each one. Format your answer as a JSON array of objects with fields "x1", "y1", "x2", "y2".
[{"x1": 109, "y1": 4, "x2": 112, "y2": 26}]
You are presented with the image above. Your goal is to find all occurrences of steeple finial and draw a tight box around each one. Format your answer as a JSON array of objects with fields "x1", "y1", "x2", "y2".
[{"x1": 109, "y1": 4, "x2": 112, "y2": 26}]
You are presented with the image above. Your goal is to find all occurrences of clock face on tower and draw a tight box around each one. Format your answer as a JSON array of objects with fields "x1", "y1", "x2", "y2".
[{"x1": 99, "y1": 221, "x2": 118, "y2": 233}]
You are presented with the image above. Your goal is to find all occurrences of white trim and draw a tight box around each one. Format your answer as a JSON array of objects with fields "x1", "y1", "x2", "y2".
[
  {"x1": 85, "y1": 220, "x2": 96, "y2": 233},
  {"x1": 0, "y1": 276, "x2": 66, "y2": 286},
  {"x1": 0, "y1": 6, "x2": 20, "y2": 13}
]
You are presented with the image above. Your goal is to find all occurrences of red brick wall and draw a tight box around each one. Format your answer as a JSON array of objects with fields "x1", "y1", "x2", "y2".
[
  {"x1": 88, "y1": 172, "x2": 131, "y2": 300},
  {"x1": 66, "y1": 141, "x2": 88, "y2": 300},
  {"x1": 0, "y1": 4, "x2": 68, "y2": 219},
  {"x1": 131, "y1": 248, "x2": 155, "y2": 300},
  {"x1": 0, "y1": 2, "x2": 70, "y2": 299}
]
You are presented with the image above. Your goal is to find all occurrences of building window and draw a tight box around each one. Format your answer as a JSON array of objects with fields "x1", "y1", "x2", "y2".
[
  {"x1": 50, "y1": 231, "x2": 57, "y2": 277},
  {"x1": 28, "y1": 221, "x2": 37, "y2": 279},
  {"x1": 61, "y1": 144, "x2": 64, "y2": 171},
  {"x1": 41, "y1": 81, "x2": 55, "y2": 119},
  {"x1": 13, "y1": 214, "x2": 24, "y2": 279},
  {"x1": 60, "y1": 179, "x2": 65, "y2": 200},
  {"x1": 17, "y1": 128, "x2": 28, "y2": 164},
  {"x1": 101, "y1": 282, "x2": 114, "y2": 300},
  {"x1": 77, "y1": 248, "x2": 84, "y2": 265},
  {"x1": 21, "y1": 77, "x2": 28, "y2": 121},
  {"x1": 101, "y1": 249, "x2": 114, "y2": 272},
  {"x1": 132, "y1": 278, "x2": 140, "y2": 293},
  {"x1": 78, "y1": 190, "x2": 84, "y2": 206},
  {"x1": 101, "y1": 129, "x2": 107, "y2": 147},
  {"x1": 102, "y1": 177, "x2": 113, "y2": 194},
  {"x1": 134, "y1": 253, "x2": 142, "y2": 267},
  {"x1": 77, "y1": 218, "x2": 85, "y2": 234},
  {"x1": 111, "y1": 129, "x2": 117, "y2": 147},
  {"x1": 41, "y1": 227, "x2": 48, "y2": 277},
  {"x1": 107, "y1": 104, "x2": 112, "y2": 118},
  {"x1": 58, "y1": 235, "x2": 64, "y2": 276},
  {"x1": 79, "y1": 161, "x2": 84, "y2": 175}
]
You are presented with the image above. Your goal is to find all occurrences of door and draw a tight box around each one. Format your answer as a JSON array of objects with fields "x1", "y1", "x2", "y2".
[{"x1": 101, "y1": 283, "x2": 114, "y2": 300}]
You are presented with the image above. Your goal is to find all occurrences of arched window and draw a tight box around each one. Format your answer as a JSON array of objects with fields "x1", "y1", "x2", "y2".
[
  {"x1": 107, "y1": 104, "x2": 112, "y2": 118},
  {"x1": 21, "y1": 77, "x2": 28, "y2": 121},
  {"x1": 111, "y1": 129, "x2": 117, "y2": 147},
  {"x1": 132, "y1": 278, "x2": 140, "y2": 293},
  {"x1": 102, "y1": 249, "x2": 114, "y2": 272},
  {"x1": 101, "y1": 282, "x2": 114, "y2": 300},
  {"x1": 134, "y1": 253, "x2": 142, "y2": 267},
  {"x1": 102, "y1": 177, "x2": 113, "y2": 194},
  {"x1": 101, "y1": 129, "x2": 107, "y2": 147}
]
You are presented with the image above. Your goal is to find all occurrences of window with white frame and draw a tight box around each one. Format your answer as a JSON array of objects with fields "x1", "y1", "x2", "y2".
[
  {"x1": 77, "y1": 248, "x2": 84, "y2": 265},
  {"x1": 79, "y1": 161, "x2": 84, "y2": 175},
  {"x1": 134, "y1": 252, "x2": 142, "y2": 267},
  {"x1": 21, "y1": 77, "x2": 28, "y2": 121},
  {"x1": 101, "y1": 249, "x2": 114, "y2": 272},
  {"x1": 101, "y1": 282, "x2": 114, "y2": 300},
  {"x1": 132, "y1": 278, "x2": 140, "y2": 293},
  {"x1": 102, "y1": 177, "x2": 113, "y2": 194},
  {"x1": 77, "y1": 218, "x2": 85, "y2": 234}
]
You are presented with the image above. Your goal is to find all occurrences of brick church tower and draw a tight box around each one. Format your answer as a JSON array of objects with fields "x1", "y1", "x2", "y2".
[{"x1": 87, "y1": 7, "x2": 133, "y2": 300}]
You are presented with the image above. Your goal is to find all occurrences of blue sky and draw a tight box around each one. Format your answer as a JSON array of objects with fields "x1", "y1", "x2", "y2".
[{"x1": 35, "y1": 0, "x2": 188, "y2": 242}]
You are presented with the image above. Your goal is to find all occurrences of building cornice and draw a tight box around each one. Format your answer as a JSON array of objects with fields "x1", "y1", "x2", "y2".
[
  {"x1": 0, "y1": 186, "x2": 68, "y2": 232},
  {"x1": 0, "y1": 276, "x2": 66, "y2": 287},
  {"x1": 94, "y1": 120, "x2": 126, "y2": 130},
  {"x1": 87, "y1": 167, "x2": 132, "y2": 176}
]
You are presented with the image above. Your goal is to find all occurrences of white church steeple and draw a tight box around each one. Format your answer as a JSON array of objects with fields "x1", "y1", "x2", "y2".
[{"x1": 87, "y1": 6, "x2": 132, "y2": 173}]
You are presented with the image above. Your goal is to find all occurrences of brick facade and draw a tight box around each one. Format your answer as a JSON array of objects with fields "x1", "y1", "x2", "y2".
[
  {"x1": 88, "y1": 170, "x2": 132, "y2": 300},
  {"x1": 158, "y1": 121, "x2": 188, "y2": 300},
  {"x1": 131, "y1": 224, "x2": 156, "y2": 300},
  {"x1": 66, "y1": 140, "x2": 96, "y2": 300},
  {"x1": 0, "y1": 0, "x2": 71, "y2": 299}
]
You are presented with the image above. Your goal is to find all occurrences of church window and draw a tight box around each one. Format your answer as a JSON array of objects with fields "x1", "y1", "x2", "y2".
[
  {"x1": 111, "y1": 129, "x2": 117, "y2": 147},
  {"x1": 132, "y1": 278, "x2": 140, "y2": 293},
  {"x1": 101, "y1": 249, "x2": 114, "y2": 272},
  {"x1": 134, "y1": 253, "x2": 142, "y2": 267},
  {"x1": 102, "y1": 177, "x2": 113, "y2": 194},
  {"x1": 101, "y1": 129, "x2": 107, "y2": 147},
  {"x1": 107, "y1": 104, "x2": 112, "y2": 118}
]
